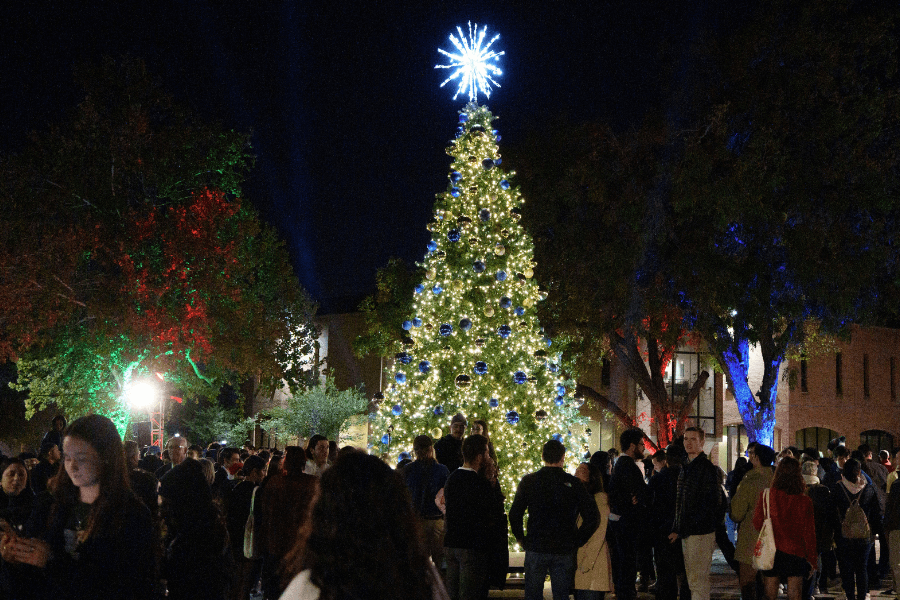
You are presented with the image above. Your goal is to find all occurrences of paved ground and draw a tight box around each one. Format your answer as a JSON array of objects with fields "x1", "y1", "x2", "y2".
[{"x1": 490, "y1": 550, "x2": 897, "y2": 599}]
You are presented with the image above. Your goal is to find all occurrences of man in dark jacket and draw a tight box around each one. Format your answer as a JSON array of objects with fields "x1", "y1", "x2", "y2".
[
  {"x1": 444, "y1": 434, "x2": 504, "y2": 600},
  {"x1": 608, "y1": 427, "x2": 648, "y2": 600},
  {"x1": 405, "y1": 435, "x2": 450, "y2": 570},
  {"x1": 435, "y1": 413, "x2": 467, "y2": 473},
  {"x1": 648, "y1": 444, "x2": 689, "y2": 600},
  {"x1": 510, "y1": 438, "x2": 599, "y2": 600},
  {"x1": 669, "y1": 426, "x2": 724, "y2": 600}
]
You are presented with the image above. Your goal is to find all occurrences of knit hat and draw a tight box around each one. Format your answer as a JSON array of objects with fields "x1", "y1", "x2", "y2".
[{"x1": 451, "y1": 413, "x2": 467, "y2": 426}]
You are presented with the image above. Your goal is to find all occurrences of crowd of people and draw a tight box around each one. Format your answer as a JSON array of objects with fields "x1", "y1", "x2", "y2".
[{"x1": 0, "y1": 412, "x2": 898, "y2": 600}]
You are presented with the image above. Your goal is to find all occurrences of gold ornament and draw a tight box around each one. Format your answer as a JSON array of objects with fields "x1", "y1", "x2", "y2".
[
  {"x1": 501, "y1": 229, "x2": 509, "y2": 238},
  {"x1": 484, "y1": 306, "x2": 495, "y2": 317},
  {"x1": 475, "y1": 338, "x2": 486, "y2": 347},
  {"x1": 426, "y1": 269, "x2": 436, "y2": 280},
  {"x1": 455, "y1": 374, "x2": 472, "y2": 389},
  {"x1": 494, "y1": 244, "x2": 506, "y2": 256},
  {"x1": 523, "y1": 297, "x2": 534, "y2": 308},
  {"x1": 524, "y1": 269, "x2": 534, "y2": 278},
  {"x1": 431, "y1": 427, "x2": 443, "y2": 439}
]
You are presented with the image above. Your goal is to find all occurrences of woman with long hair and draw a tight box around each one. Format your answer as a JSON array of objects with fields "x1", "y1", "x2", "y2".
[
  {"x1": 280, "y1": 451, "x2": 448, "y2": 600},
  {"x1": 0, "y1": 414, "x2": 155, "y2": 599},
  {"x1": 753, "y1": 456, "x2": 817, "y2": 600},
  {"x1": 574, "y1": 462, "x2": 613, "y2": 600},
  {"x1": 830, "y1": 458, "x2": 882, "y2": 600}
]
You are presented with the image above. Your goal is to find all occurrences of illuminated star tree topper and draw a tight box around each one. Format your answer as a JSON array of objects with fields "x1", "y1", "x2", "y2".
[{"x1": 436, "y1": 22, "x2": 504, "y2": 103}]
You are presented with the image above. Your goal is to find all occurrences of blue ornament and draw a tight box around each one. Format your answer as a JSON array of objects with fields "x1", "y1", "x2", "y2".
[
  {"x1": 459, "y1": 318, "x2": 472, "y2": 331},
  {"x1": 455, "y1": 129, "x2": 463, "y2": 139},
  {"x1": 459, "y1": 113, "x2": 468, "y2": 123},
  {"x1": 474, "y1": 361, "x2": 488, "y2": 375},
  {"x1": 448, "y1": 229, "x2": 461, "y2": 242},
  {"x1": 545, "y1": 337, "x2": 553, "y2": 347},
  {"x1": 515, "y1": 306, "x2": 525, "y2": 316},
  {"x1": 427, "y1": 240, "x2": 438, "y2": 252},
  {"x1": 548, "y1": 363, "x2": 559, "y2": 373},
  {"x1": 395, "y1": 372, "x2": 406, "y2": 384},
  {"x1": 500, "y1": 180, "x2": 510, "y2": 190},
  {"x1": 381, "y1": 434, "x2": 390, "y2": 444},
  {"x1": 433, "y1": 405, "x2": 445, "y2": 416},
  {"x1": 555, "y1": 396, "x2": 565, "y2": 407},
  {"x1": 415, "y1": 284, "x2": 425, "y2": 294},
  {"x1": 450, "y1": 187, "x2": 461, "y2": 198},
  {"x1": 500, "y1": 297, "x2": 512, "y2": 308},
  {"x1": 482, "y1": 158, "x2": 494, "y2": 170},
  {"x1": 473, "y1": 261, "x2": 486, "y2": 273},
  {"x1": 391, "y1": 404, "x2": 402, "y2": 416},
  {"x1": 396, "y1": 352, "x2": 412, "y2": 365},
  {"x1": 492, "y1": 130, "x2": 501, "y2": 140},
  {"x1": 450, "y1": 171, "x2": 462, "y2": 182},
  {"x1": 439, "y1": 323, "x2": 453, "y2": 336},
  {"x1": 513, "y1": 371, "x2": 527, "y2": 384},
  {"x1": 489, "y1": 398, "x2": 500, "y2": 408},
  {"x1": 398, "y1": 452, "x2": 411, "y2": 463},
  {"x1": 496, "y1": 271, "x2": 507, "y2": 281},
  {"x1": 498, "y1": 325, "x2": 512, "y2": 338},
  {"x1": 557, "y1": 384, "x2": 567, "y2": 395},
  {"x1": 552, "y1": 433, "x2": 563, "y2": 443},
  {"x1": 495, "y1": 158, "x2": 502, "y2": 166},
  {"x1": 412, "y1": 317, "x2": 423, "y2": 328},
  {"x1": 479, "y1": 209, "x2": 491, "y2": 221},
  {"x1": 432, "y1": 285, "x2": 443, "y2": 295},
  {"x1": 402, "y1": 320, "x2": 412, "y2": 331},
  {"x1": 506, "y1": 410, "x2": 520, "y2": 425},
  {"x1": 419, "y1": 360, "x2": 431, "y2": 374}
]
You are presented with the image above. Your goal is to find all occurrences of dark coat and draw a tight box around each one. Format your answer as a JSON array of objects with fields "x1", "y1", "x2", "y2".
[
  {"x1": 806, "y1": 482, "x2": 841, "y2": 554},
  {"x1": 831, "y1": 480, "x2": 883, "y2": 541},
  {"x1": 608, "y1": 455, "x2": 648, "y2": 520},
  {"x1": 404, "y1": 459, "x2": 449, "y2": 519},
  {"x1": 434, "y1": 435, "x2": 464, "y2": 473},
  {"x1": 647, "y1": 465, "x2": 680, "y2": 539},
  {"x1": 0, "y1": 487, "x2": 35, "y2": 529},
  {"x1": 164, "y1": 508, "x2": 232, "y2": 600},
  {"x1": 673, "y1": 452, "x2": 725, "y2": 538}
]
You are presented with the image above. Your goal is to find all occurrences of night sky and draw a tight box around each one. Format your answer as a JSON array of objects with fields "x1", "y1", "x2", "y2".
[{"x1": 1, "y1": 1, "x2": 704, "y2": 312}]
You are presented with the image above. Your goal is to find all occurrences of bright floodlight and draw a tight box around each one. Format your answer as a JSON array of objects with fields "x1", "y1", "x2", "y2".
[
  {"x1": 436, "y1": 22, "x2": 504, "y2": 102},
  {"x1": 126, "y1": 382, "x2": 157, "y2": 410}
]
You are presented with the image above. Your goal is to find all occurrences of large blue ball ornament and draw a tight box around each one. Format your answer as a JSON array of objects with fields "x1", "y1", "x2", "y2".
[
  {"x1": 439, "y1": 323, "x2": 453, "y2": 336},
  {"x1": 482, "y1": 158, "x2": 494, "y2": 170},
  {"x1": 402, "y1": 321, "x2": 412, "y2": 331},
  {"x1": 459, "y1": 318, "x2": 472, "y2": 331},
  {"x1": 451, "y1": 171, "x2": 462, "y2": 183},
  {"x1": 500, "y1": 180, "x2": 510, "y2": 190},
  {"x1": 432, "y1": 285, "x2": 443, "y2": 295},
  {"x1": 419, "y1": 360, "x2": 431, "y2": 374},
  {"x1": 513, "y1": 371, "x2": 527, "y2": 384},
  {"x1": 396, "y1": 352, "x2": 412, "y2": 364},
  {"x1": 548, "y1": 363, "x2": 559, "y2": 373},
  {"x1": 480, "y1": 209, "x2": 491, "y2": 222},
  {"x1": 500, "y1": 297, "x2": 512, "y2": 308},
  {"x1": 545, "y1": 337, "x2": 553, "y2": 347},
  {"x1": 498, "y1": 325, "x2": 512, "y2": 338},
  {"x1": 552, "y1": 433, "x2": 563, "y2": 443},
  {"x1": 496, "y1": 271, "x2": 507, "y2": 281},
  {"x1": 506, "y1": 410, "x2": 520, "y2": 425},
  {"x1": 473, "y1": 261, "x2": 486, "y2": 273},
  {"x1": 455, "y1": 129, "x2": 463, "y2": 139},
  {"x1": 412, "y1": 317, "x2": 422, "y2": 328},
  {"x1": 459, "y1": 114, "x2": 468, "y2": 123},
  {"x1": 448, "y1": 229, "x2": 461, "y2": 242},
  {"x1": 415, "y1": 284, "x2": 424, "y2": 294},
  {"x1": 450, "y1": 187, "x2": 461, "y2": 198},
  {"x1": 490, "y1": 398, "x2": 500, "y2": 408},
  {"x1": 391, "y1": 404, "x2": 403, "y2": 416},
  {"x1": 557, "y1": 384, "x2": 567, "y2": 395},
  {"x1": 433, "y1": 405, "x2": 445, "y2": 416},
  {"x1": 427, "y1": 241, "x2": 438, "y2": 252},
  {"x1": 492, "y1": 129, "x2": 500, "y2": 139},
  {"x1": 395, "y1": 372, "x2": 406, "y2": 384},
  {"x1": 515, "y1": 306, "x2": 525, "y2": 316},
  {"x1": 398, "y1": 452, "x2": 411, "y2": 463},
  {"x1": 381, "y1": 434, "x2": 390, "y2": 444},
  {"x1": 495, "y1": 158, "x2": 502, "y2": 166},
  {"x1": 474, "y1": 361, "x2": 488, "y2": 375},
  {"x1": 555, "y1": 396, "x2": 565, "y2": 407}
]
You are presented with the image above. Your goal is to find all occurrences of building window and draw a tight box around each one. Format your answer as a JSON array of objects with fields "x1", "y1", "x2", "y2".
[
  {"x1": 863, "y1": 354, "x2": 870, "y2": 398},
  {"x1": 800, "y1": 355, "x2": 808, "y2": 393},
  {"x1": 836, "y1": 352, "x2": 843, "y2": 395},
  {"x1": 665, "y1": 351, "x2": 715, "y2": 435},
  {"x1": 795, "y1": 427, "x2": 841, "y2": 455},
  {"x1": 860, "y1": 430, "x2": 895, "y2": 455}
]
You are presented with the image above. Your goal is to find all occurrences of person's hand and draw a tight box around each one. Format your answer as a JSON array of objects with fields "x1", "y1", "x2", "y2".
[
  {"x1": 668, "y1": 532, "x2": 679, "y2": 544},
  {"x1": 435, "y1": 488, "x2": 446, "y2": 515},
  {"x1": 6, "y1": 537, "x2": 51, "y2": 568},
  {"x1": 0, "y1": 530, "x2": 17, "y2": 563},
  {"x1": 631, "y1": 495, "x2": 639, "y2": 505}
]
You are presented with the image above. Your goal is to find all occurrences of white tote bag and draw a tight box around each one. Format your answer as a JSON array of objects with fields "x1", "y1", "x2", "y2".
[{"x1": 752, "y1": 488, "x2": 776, "y2": 571}]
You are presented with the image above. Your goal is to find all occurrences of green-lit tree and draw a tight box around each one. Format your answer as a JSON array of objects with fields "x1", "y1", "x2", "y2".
[
  {"x1": 267, "y1": 377, "x2": 367, "y2": 442},
  {"x1": 371, "y1": 104, "x2": 589, "y2": 515}
]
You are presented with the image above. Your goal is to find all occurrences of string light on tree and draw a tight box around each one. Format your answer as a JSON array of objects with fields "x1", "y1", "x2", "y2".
[{"x1": 374, "y1": 24, "x2": 589, "y2": 549}]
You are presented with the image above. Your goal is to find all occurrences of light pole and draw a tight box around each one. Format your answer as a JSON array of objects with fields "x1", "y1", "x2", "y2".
[{"x1": 126, "y1": 381, "x2": 163, "y2": 449}]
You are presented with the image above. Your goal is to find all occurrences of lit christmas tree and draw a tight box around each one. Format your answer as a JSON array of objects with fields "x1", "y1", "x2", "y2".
[{"x1": 372, "y1": 23, "x2": 589, "y2": 519}]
